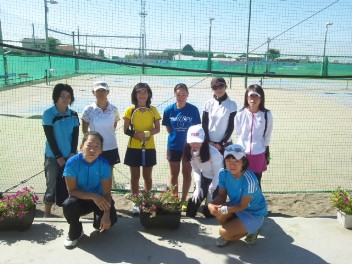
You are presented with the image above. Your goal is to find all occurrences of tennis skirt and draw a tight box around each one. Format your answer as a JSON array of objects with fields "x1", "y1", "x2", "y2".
[
  {"x1": 124, "y1": 148, "x2": 157, "y2": 167},
  {"x1": 235, "y1": 210, "x2": 265, "y2": 234},
  {"x1": 246, "y1": 152, "x2": 267, "y2": 173}
]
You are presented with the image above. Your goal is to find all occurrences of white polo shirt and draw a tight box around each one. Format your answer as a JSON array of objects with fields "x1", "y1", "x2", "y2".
[{"x1": 82, "y1": 102, "x2": 120, "y2": 151}]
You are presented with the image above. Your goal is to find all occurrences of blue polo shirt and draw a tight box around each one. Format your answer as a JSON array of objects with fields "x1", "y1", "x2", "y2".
[
  {"x1": 162, "y1": 102, "x2": 201, "y2": 151},
  {"x1": 218, "y1": 168, "x2": 267, "y2": 216},
  {"x1": 63, "y1": 153, "x2": 111, "y2": 195},
  {"x1": 42, "y1": 105, "x2": 80, "y2": 158}
]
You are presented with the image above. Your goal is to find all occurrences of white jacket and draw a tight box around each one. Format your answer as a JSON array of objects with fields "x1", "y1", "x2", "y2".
[
  {"x1": 234, "y1": 108, "x2": 273, "y2": 155},
  {"x1": 190, "y1": 145, "x2": 223, "y2": 191}
]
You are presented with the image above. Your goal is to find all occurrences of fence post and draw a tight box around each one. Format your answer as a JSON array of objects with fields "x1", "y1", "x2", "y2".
[{"x1": 321, "y1": 56, "x2": 329, "y2": 76}]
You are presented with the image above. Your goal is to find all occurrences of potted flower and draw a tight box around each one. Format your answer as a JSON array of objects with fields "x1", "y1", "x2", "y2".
[
  {"x1": 126, "y1": 187, "x2": 182, "y2": 229},
  {"x1": 329, "y1": 188, "x2": 352, "y2": 229},
  {"x1": 0, "y1": 187, "x2": 39, "y2": 231}
]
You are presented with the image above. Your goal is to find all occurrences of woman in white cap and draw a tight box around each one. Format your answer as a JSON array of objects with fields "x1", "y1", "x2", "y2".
[
  {"x1": 234, "y1": 84, "x2": 273, "y2": 189},
  {"x1": 183, "y1": 125, "x2": 223, "y2": 218},
  {"x1": 208, "y1": 144, "x2": 267, "y2": 247},
  {"x1": 82, "y1": 81, "x2": 121, "y2": 176}
]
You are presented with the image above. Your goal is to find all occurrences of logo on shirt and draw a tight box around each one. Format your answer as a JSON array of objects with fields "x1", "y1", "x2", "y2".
[{"x1": 170, "y1": 115, "x2": 192, "y2": 129}]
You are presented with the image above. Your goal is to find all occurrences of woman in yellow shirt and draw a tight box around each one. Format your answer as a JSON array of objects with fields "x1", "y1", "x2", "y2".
[{"x1": 123, "y1": 83, "x2": 161, "y2": 214}]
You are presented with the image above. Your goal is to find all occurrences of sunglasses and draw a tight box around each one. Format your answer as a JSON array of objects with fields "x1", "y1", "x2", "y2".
[
  {"x1": 95, "y1": 82, "x2": 108, "y2": 88},
  {"x1": 211, "y1": 84, "x2": 225, "y2": 90},
  {"x1": 225, "y1": 146, "x2": 244, "y2": 153}
]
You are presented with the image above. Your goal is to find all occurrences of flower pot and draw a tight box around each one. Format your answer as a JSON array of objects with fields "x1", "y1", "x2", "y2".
[
  {"x1": 337, "y1": 210, "x2": 352, "y2": 229},
  {"x1": 140, "y1": 211, "x2": 181, "y2": 229},
  {"x1": 0, "y1": 205, "x2": 36, "y2": 231}
]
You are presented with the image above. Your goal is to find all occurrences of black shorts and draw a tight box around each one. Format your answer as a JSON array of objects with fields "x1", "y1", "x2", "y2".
[
  {"x1": 101, "y1": 148, "x2": 120, "y2": 165},
  {"x1": 124, "y1": 148, "x2": 157, "y2": 167},
  {"x1": 166, "y1": 149, "x2": 183, "y2": 162}
]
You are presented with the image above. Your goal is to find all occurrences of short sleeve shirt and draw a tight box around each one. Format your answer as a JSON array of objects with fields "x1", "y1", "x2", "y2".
[
  {"x1": 42, "y1": 105, "x2": 80, "y2": 158},
  {"x1": 63, "y1": 153, "x2": 111, "y2": 196},
  {"x1": 82, "y1": 102, "x2": 120, "y2": 151},
  {"x1": 123, "y1": 105, "x2": 161, "y2": 149},
  {"x1": 218, "y1": 168, "x2": 267, "y2": 216},
  {"x1": 162, "y1": 103, "x2": 201, "y2": 151},
  {"x1": 203, "y1": 97, "x2": 237, "y2": 142}
]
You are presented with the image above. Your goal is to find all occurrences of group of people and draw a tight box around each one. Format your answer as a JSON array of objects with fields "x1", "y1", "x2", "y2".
[{"x1": 42, "y1": 77, "x2": 273, "y2": 249}]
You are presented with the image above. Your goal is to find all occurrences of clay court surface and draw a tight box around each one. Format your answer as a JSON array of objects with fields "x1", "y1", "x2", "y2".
[{"x1": 0, "y1": 75, "x2": 351, "y2": 194}]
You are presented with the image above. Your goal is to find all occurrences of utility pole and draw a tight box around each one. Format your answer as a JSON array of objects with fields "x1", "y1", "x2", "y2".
[{"x1": 139, "y1": 0, "x2": 147, "y2": 58}]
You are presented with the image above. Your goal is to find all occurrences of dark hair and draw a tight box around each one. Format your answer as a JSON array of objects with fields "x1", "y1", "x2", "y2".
[
  {"x1": 244, "y1": 84, "x2": 267, "y2": 111},
  {"x1": 183, "y1": 141, "x2": 210, "y2": 163},
  {"x1": 131, "y1": 83, "x2": 152, "y2": 107},
  {"x1": 52, "y1": 83, "x2": 75, "y2": 105},
  {"x1": 174, "y1": 83, "x2": 189, "y2": 94},
  {"x1": 223, "y1": 155, "x2": 249, "y2": 172},
  {"x1": 81, "y1": 131, "x2": 104, "y2": 148}
]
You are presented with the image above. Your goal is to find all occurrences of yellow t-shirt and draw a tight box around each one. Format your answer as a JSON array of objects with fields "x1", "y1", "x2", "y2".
[{"x1": 123, "y1": 105, "x2": 161, "y2": 149}]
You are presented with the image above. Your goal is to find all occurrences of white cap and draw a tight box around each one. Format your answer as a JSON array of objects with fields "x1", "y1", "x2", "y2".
[
  {"x1": 224, "y1": 144, "x2": 246, "y2": 160},
  {"x1": 186, "y1": 125, "x2": 205, "y2": 143},
  {"x1": 248, "y1": 90, "x2": 261, "y2": 97},
  {"x1": 93, "y1": 81, "x2": 109, "y2": 91}
]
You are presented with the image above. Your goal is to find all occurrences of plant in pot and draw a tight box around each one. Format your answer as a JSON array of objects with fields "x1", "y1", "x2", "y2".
[
  {"x1": 126, "y1": 187, "x2": 182, "y2": 229},
  {"x1": 0, "y1": 187, "x2": 39, "y2": 231},
  {"x1": 329, "y1": 187, "x2": 352, "y2": 229}
]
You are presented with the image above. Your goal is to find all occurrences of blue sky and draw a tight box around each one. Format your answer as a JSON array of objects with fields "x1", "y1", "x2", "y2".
[{"x1": 1, "y1": 0, "x2": 351, "y2": 59}]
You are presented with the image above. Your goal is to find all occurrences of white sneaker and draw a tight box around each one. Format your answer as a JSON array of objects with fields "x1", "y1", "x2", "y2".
[
  {"x1": 216, "y1": 236, "x2": 229, "y2": 247},
  {"x1": 131, "y1": 203, "x2": 140, "y2": 215},
  {"x1": 64, "y1": 230, "x2": 84, "y2": 249}
]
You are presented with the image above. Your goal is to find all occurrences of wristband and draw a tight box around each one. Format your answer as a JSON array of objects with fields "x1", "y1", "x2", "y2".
[
  {"x1": 220, "y1": 205, "x2": 228, "y2": 215},
  {"x1": 144, "y1": 131, "x2": 151, "y2": 137},
  {"x1": 124, "y1": 128, "x2": 135, "y2": 137},
  {"x1": 55, "y1": 154, "x2": 62, "y2": 159}
]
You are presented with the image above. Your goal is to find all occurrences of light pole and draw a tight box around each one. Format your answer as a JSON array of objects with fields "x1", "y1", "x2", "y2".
[
  {"x1": 44, "y1": 0, "x2": 58, "y2": 74},
  {"x1": 322, "y1": 22, "x2": 333, "y2": 59},
  {"x1": 265, "y1": 37, "x2": 271, "y2": 74},
  {"x1": 207, "y1": 18, "x2": 214, "y2": 71},
  {"x1": 322, "y1": 22, "x2": 333, "y2": 76},
  {"x1": 244, "y1": 0, "x2": 252, "y2": 89}
]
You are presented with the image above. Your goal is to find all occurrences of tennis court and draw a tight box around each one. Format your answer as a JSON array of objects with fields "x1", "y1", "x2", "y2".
[{"x1": 1, "y1": 74, "x2": 351, "y2": 194}]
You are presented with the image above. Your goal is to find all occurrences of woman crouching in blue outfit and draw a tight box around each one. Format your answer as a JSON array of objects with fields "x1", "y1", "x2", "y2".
[
  {"x1": 62, "y1": 131, "x2": 117, "y2": 249},
  {"x1": 208, "y1": 144, "x2": 267, "y2": 247}
]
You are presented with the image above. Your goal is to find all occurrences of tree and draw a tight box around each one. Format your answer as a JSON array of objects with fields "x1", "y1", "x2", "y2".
[
  {"x1": 267, "y1": 48, "x2": 280, "y2": 61},
  {"x1": 215, "y1": 54, "x2": 227, "y2": 58},
  {"x1": 181, "y1": 44, "x2": 195, "y2": 56},
  {"x1": 98, "y1": 49, "x2": 106, "y2": 58},
  {"x1": 48, "y1": 37, "x2": 60, "y2": 52}
]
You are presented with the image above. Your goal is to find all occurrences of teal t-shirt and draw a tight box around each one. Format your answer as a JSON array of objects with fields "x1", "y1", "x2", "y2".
[{"x1": 218, "y1": 168, "x2": 267, "y2": 216}]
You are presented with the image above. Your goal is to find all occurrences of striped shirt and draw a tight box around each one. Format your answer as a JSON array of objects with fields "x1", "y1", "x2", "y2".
[{"x1": 218, "y1": 168, "x2": 267, "y2": 216}]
